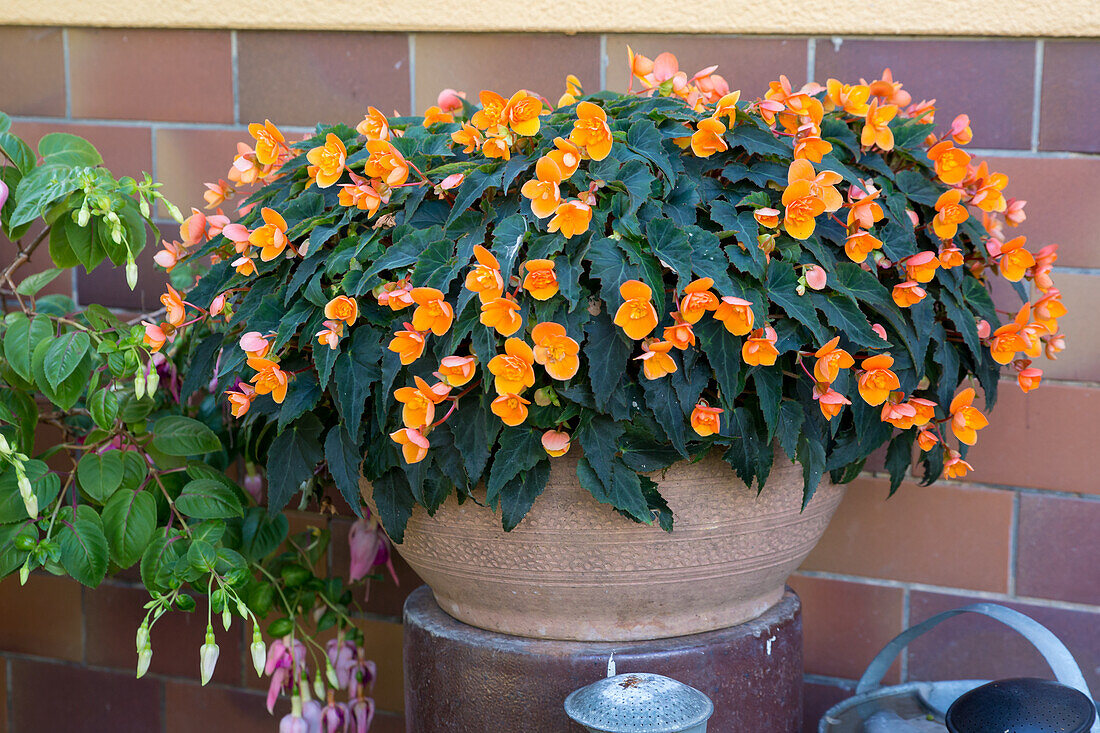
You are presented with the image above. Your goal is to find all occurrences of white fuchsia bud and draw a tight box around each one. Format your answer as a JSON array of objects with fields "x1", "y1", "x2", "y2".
[
  {"x1": 136, "y1": 642, "x2": 153, "y2": 678},
  {"x1": 250, "y1": 626, "x2": 266, "y2": 678},
  {"x1": 125, "y1": 258, "x2": 138, "y2": 291},
  {"x1": 199, "y1": 625, "x2": 219, "y2": 686}
]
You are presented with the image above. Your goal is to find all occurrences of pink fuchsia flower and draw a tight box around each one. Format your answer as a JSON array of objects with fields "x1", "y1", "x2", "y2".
[
  {"x1": 347, "y1": 651, "x2": 378, "y2": 700},
  {"x1": 280, "y1": 698, "x2": 310, "y2": 733},
  {"x1": 265, "y1": 638, "x2": 308, "y2": 713},
  {"x1": 243, "y1": 465, "x2": 263, "y2": 504},
  {"x1": 0, "y1": 179, "x2": 8, "y2": 210},
  {"x1": 321, "y1": 699, "x2": 350, "y2": 733},
  {"x1": 350, "y1": 698, "x2": 376, "y2": 733},
  {"x1": 348, "y1": 514, "x2": 398, "y2": 587},
  {"x1": 327, "y1": 639, "x2": 357, "y2": 690}
]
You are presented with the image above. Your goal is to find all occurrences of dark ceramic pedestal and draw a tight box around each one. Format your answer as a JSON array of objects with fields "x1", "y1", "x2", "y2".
[{"x1": 403, "y1": 585, "x2": 803, "y2": 732}]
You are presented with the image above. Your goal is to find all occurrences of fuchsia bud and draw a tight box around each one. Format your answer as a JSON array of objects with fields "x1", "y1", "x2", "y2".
[
  {"x1": 199, "y1": 625, "x2": 219, "y2": 686},
  {"x1": 243, "y1": 465, "x2": 263, "y2": 504},
  {"x1": 348, "y1": 517, "x2": 383, "y2": 583},
  {"x1": 0, "y1": 179, "x2": 8, "y2": 210},
  {"x1": 250, "y1": 626, "x2": 266, "y2": 677},
  {"x1": 279, "y1": 698, "x2": 310, "y2": 733}
]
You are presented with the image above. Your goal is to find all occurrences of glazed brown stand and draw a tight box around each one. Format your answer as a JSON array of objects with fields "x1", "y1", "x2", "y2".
[{"x1": 403, "y1": 585, "x2": 803, "y2": 732}]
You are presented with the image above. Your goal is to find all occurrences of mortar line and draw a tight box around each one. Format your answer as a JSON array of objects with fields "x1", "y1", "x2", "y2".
[
  {"x1": 805, "y1": 37, "x2": 816, "y2": 84},
  {"x1": 407, "y1": 34, "x2": 416, "y2": 115},
  {"x1": 231, "y1": 30, "x2": 241, "y2": 126},
  {"x1": 62, "y1": 28, "x2": 73, "y2": 119},
  {"x1": 599, "y1": 34, "x2": 608, "y2": 91},
  {"x1": 794, "y1": 570, "x2": 1100, "y2": 614},
  {"x1": 1008, "y1": 490, "x2": 1021, "y2": 596},
  {"x1": 1031, "y1": 39, "x2": 1044, "y2": 152}
]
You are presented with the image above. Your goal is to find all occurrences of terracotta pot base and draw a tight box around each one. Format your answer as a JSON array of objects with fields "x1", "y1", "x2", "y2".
[{"x1": 363, "y1": 449, "x2": 844, "y2": 641}]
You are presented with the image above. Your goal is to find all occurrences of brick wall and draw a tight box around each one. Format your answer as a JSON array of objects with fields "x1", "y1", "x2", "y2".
[{"x1": 1, "y1": 26, "x2": 1097, "y2": 732}]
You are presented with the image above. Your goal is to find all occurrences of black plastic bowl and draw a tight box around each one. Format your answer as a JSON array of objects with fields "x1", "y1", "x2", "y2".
[{"x1": 946, "y1": 677, "x2": 1097, "y2": 733}]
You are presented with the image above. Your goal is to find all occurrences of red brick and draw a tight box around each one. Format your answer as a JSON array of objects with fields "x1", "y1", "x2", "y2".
[
  {"x1": 800, "y1": 476, "x2": 1013, "y2": 592},
  {"x1": 1017, "y1": 493, "x2": 1100, "y2": 606},
  {"x1": 804, "y1": 680, "x2": 853, "y2": 731},
  {"x1": 967, "y1": 382, "x2": 1100, "y2": 495},
  {"x1": 0, "y1": 658, "x2": 7, "y2": 733},
  {"x1": 10, "y1": 657, "x2": 162, "y2": 731},
  {"x1": 238, "y1": 31, "x2": 410, "y2": 126},
  {"x1": 165, "y1": 681, "x2": 276, "y2": 733},
  {"x1": 75, "y1": 226, "x2": 169, "y2": 311},
  {"x1": 1018, "y1": 272, "x2": 1098, "y2": 383},
  {"x1": 8, "y1": 120, "x2": 153, "y2": 184},
  {"x1": 371, "y1": 710, "x2": 407, "y2": 732},
  {"x1": 907, "y1": 591, "x2": 1100, "y2": 693},
  {"x1": 68, "y1": 29, "x2": 234, "y2": 123},
  {"x1": 814, "y1": 38, "x2": 1036, "y2": 150},
  {"x1": 0, "y1": 221, "x2": 72, "y2": 300},
  {"x1": 84, "y1": 581, "x2": 242, "y2": 685},
  {"x1": 415, "y1": 33, "x2": 601, "y2": 111},
  {"x1": 353, "y1": 617, "x2": 405, "y2": 713},
  {"x1": 1039, "y1": 41, "x2": 1100, "y2": 153},
  {"x1": 0, "y1": 27, "x2": 66, "y2": 116},
  {"x1": 0, "y1": 574, "x2": 83, "y2": 661},
  {"x1": 789, "y1": 575, "x2": 905, "y2": 682},
  {"x1": 983, "y1": 156, "x2": 1100, "y2": 269},
  {"x1": 154, "y1": 126, "x2": 247, "y2": 217},
  {"x1": 605, "y1": 36, "x2": 808, "y2": 95}
]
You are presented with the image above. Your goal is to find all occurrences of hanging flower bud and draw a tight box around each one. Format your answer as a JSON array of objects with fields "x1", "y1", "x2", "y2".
[
  {"x1": 125, "y1": 257, "x2": 138, "y2": 290},
  {"x1": 250, "y1": 626, "x2": 266, "y2": 677},
  {"x1": 222, "y1": 606, "x2": 232, "y2": 632},
  {"x1": 0, "y1": 179, "x2": 8, "y2": 210},
  {"x1": 136, "y1": 641, "x2": 153, "y2": 678},
  {"x1": 19, "y1": 558, "x2": 31, "y2": 585},
  {"x1": 199, "y1": 625, "x2": 220, "y2": 685},
  {"x1": 145, "y1": 366, "x2": 160, "y2": 396},
  {"x1": 134, "y1": 371, "x2": 146, "y2": 399},
  {"x1": 76, "y1": 202, "x2": 91, "y2": 227},
  {"x1": 280, "y1": 698, "x2": 309, "y2": 733}
]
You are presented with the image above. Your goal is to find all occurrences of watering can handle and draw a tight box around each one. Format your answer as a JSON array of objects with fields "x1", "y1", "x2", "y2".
[{"x1": 855, "y1": 602, "x2": 1096, "y2": 726}]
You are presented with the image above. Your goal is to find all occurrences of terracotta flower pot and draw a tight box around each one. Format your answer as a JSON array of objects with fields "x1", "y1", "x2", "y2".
[{"x1": 361, "y1": 449, "x2": 844, "y2": 641}]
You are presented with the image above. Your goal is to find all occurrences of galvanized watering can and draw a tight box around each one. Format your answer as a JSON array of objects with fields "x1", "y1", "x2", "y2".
[{"x1": 819, "y1": 602, "x2": 1100, "y2": 732}]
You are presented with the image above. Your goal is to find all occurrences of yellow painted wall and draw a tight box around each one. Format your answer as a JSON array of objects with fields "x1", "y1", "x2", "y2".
[{"x1": 2, "y1": 0, "x2": 1099, "y2": 36}]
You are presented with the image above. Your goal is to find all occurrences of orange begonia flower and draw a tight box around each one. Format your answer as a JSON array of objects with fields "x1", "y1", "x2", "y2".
[
  {"x1": 1018, "y1": 367, "x2": 1042, "y2": 393},
  {"x1": 491, "y1": 393, "x2": 531, "y2": 426},
  {"x1": 356, "y1": 107, "x2": 391, "y2": 141},
  {"x1": 927, "y1": 140, "x2": 971, "y2": 185},
  {"x1": 143, "y1": 321, "x2": 168, "y2": 352},
  {"x1": 690, "y1": 117, "x2": 728, "y2": 158},
  {"x1": 948, "y1": 113, "x2": 973, "y2": 145},
  {"x1": 558, "y1": 74, "x2": 583, "y2": 108},
  {"x1": 505, "y1": 90, "x2": 543, "y2": 137},
  {"x1": 306, "y1": 133, "x2": 347, "y2": 189},
  {"x1": 339, "y1": 174, "x2": 386, "y2": 215},
  {"x1": 714, "y1": 296, "x2": 755, "y2": 336},
  {"x1": 938, "y1": 245, "x2": 964, "y2": 269},
  {"x1": 315, "y1": 319, "x2": 344, "y2": 350},
  {"x1": 548, "y1": 200, "x2": 592, "y2": 239},
  {"x1": 482, "y1": 133, "x2": 511, "y2": 161},
  {"x1": 861, "y1": 99, "x2": 897, "y2": 151},
  {"x1": 523, "y1": 259, "x2": 560, "y2": 300},
  {"x1": 249, "y1": 207, "x2": 290, "y2": 262},
  {"x1": 324, "y1": 296, "x2": 359, "y2": 327},
  {"x1": 742, "y1": 327, "x2": 780, "y2": 366},
  {"x1": 846, "y1": 189, "x2": 884, "y2": 229},
  {"x1": 480, "y1": 296, "x2": 523, "y2": 336},
  {"x1": 754, "y1": 208, "x2": 780, "y2": 228},
  {"x1": 437, "y1": 355, "x2": 477, "y2": 388},
  {"x1": 1033, "y1": 289, "x2": 1067, "y2": 331},
  {"x1": 390, "y1": 427, "x2": 429, "y2": 464},
  {"x1": 844, "y1": 230, "x2": 884, "y2": 264},
  {"x1": 451, "y1": 123, "x2": 483, "y2": 153},
  {"x1": 226, "y1": 383, "x2": 256, "y2": 419},
  {"x1": 971, "y1": 164, "x2": 1009, "y2": 213},
  {"x1": 395, "y1": 376, "x2": 452, "y2": 429},
  {"x1": 857, "y1": 354, "x2": 900, "y2": 406},
  {"x1": 690, "y1": 401, "x2": 724, "y2": 437},
  {"x1": 781, "y1": 179, "x2": 826, "y2": 240},
  {"x1": 239, "y1": 331, "x2": 271, "y2": 358},
  {"x1": 713, "y1": 91, "x2": 741, "y2": 124},
  {"x1": 377, "y1": 281, "x2": 414, "y2": 311},
  {"x1": 487, "y1": 338, "x2": 536, "y2": 395},
  {"x1": 813, "y1": 382, "x2": 852, "y2": 421},
  {"x1": 932, "y1": 189, "x2": 970, "y2": 240},
  {"x1": 531, "y1": 322, "x2": 580, "y2": 380},
  {"x1": 813, "y1": 336, "x2": 854, "y2": 384},
  {"x1": 917, "y1": 428, "x2": 939, "y2": 452},
  {"x1": 636, "y1": 340, "x2": 678, "y2": 380},
  {"x1": 203, "y1": 179, "x2": 234, "y2": 209},
  {"x1": 161, "y1": 283, "x2": 187, "y2": 327},
  {"x1": 663, "y1": 314, "x2": 696, "y2": 350},
  {"x1": 881, "y1": 396, "x2": 919, "y2": 429},
  {"x1": 989, "y1": 321, "x2": 1026, "y2": 365},
  {"x1": 943, "y1": 449, "x2": 973, "y2": 479},
  {"x1": 547, "y1": 138, "x2": 581, "y2": 179},
  {"x1": 472, "y1": 90, "x2": 509, "y2": 131},
  {"x1": 422, "y1": 105, "x2": 454, "y2": 127},
  {"x1": 997, "y1": 236, "x2": 1036, "y2": 282},
  {"x1": 908, "y1": 397, "x2": 937, "y2": 427},
  {"x1": 892, "y1": 281, "x2": 927, "y2": 308},
  {"x1": 793, "y1": 126, "x2": 833, "y2": 163},
  {"x1": 824, "y1": 80, "x2": 870, "y2": 117},
  {"x1": 570, "y1": 101, "x2": 613, "y2": 161},
  {"x1": 521, "y1": 157, "x2": 563, "y2": 219},
  {"x1": 248, "y1": 120, "x2": 286, "y2": 166},
  {"x1": 904, "y1": 251, "x2": 940, "y2": 283},
  {"x1": 788, "y1": 159, "x2": 843, "y2": 212},
  {"x1": 410, "y1": 288, "x2": 454, "y2": 336},
  {"x1": 949, "y1": 387, "x2": 989, "y2": 445},
  {"x1": 465, "y1": 245, "x2": 505, "y2": 303},
  {"x1": 542, "y1": 429, "x2": 571, "y2": 457},
  {"x1": 363, "y1": 140, "x2": 409, "y2": 187},
  {"x1": 613, "y1": 280, "x2": 659, "y2": 340},
  {"x1": 679, "y1": 277, "x2": 718, "y2": 324},
  {"x1": 388, "y1": 326, "x2": 426, "y2": 365},
  {"x1": 868, "y1": 68, "x2": 911, "y2": 107},
  {"x1": 247, "y1": 356, "x2": 289, "y2": 404}
]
